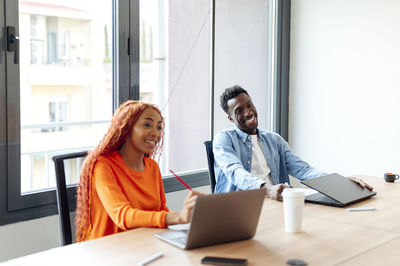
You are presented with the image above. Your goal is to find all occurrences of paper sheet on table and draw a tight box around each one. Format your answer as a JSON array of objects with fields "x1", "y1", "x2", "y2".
[{"x1": 167, "y1": 223, "x2": 190, "y2": 231}]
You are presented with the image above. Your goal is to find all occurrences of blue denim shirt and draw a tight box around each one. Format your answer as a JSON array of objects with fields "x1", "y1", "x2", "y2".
[{"x1": 213, "y1": 127, "x2": 326, "y2": 193}]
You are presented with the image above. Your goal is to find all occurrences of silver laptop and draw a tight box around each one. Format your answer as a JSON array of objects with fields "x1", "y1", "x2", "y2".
[
  {"x1": 301, "y1": 173, "x2": 377, "y2": 207},
  {"x1": 155, "y1": 188, "x2": 266, "y2": 249}
]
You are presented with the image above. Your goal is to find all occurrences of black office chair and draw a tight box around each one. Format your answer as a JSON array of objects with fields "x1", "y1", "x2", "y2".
[
  {"x1": 52, "y1": 151, "x2": 88, "y2": 246},
  {"x1": 203, "y1": 141, "x2": 216, "y2": 193}
]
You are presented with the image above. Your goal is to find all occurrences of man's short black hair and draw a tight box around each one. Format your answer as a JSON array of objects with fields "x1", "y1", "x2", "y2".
[{"x1": 220, "y1": 85, "x2": 249, "y2": 115}]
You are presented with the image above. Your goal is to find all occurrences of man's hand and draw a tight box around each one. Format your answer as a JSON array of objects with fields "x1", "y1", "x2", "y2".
[
  {"x1": 266, "y1": 183, "x2": 291, "y2": 201},
  {"x1": 349, "y1": 176, "x2": 374, "y2": 191}
]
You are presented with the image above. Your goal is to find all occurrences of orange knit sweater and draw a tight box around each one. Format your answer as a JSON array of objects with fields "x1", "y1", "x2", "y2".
[{"x1": 81, "y1": 150, "x2": 169, "y2": 241}]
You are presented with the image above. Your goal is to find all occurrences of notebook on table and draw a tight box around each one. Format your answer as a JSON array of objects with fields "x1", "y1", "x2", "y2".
[
  {"x1": 155, "y1": 188, "x2": 266, "y2": 250},
  {"x1": 301, "y1": 173, "x2": 377, "y2": 207}
]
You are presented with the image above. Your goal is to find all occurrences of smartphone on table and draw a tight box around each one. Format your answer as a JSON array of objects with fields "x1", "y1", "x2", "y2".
[{"x1": 201, "y1": 256, "x2": 248, "y2": 266}]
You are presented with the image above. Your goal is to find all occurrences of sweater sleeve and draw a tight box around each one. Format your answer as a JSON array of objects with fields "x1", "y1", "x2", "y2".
[
  {"x1": 93, "y1": 159, "x2": 168, "y2": 230},
  {"x1": 155, "y1": 163, "x2": 170, "y2": 212}
]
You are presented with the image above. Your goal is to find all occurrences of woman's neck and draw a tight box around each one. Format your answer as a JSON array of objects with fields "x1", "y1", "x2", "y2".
[{"x1": 119, "y1": 145, "x2": 145, "y2": 171}]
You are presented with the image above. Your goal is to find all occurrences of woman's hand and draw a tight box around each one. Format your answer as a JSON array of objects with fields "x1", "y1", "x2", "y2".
[
  {"x1": 178, "y1": 190, "x2": 203, "y2": 223},
  {"x1": 165, "y1": 190, "x2": 204, "y2": 225}
]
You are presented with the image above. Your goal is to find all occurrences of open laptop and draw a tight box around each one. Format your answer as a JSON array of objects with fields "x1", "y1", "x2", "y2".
[
  {"x1": 300, "y1": 173, "x2": 377, "y2": 207},
  {"x1": 155, "y1": 188, "x2": 266, "y2": 249}
]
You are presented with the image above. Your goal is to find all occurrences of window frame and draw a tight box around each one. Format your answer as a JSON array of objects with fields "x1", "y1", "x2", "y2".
[
  {"x1": 271, "y1": 0, "x2": 291, "y2": 141},
  {"x1": 0, "y1": 0, "x2": 290, "y2": 225},
  {"x1": 0, "y1": 0, "x2": 134, "y2": 225}
]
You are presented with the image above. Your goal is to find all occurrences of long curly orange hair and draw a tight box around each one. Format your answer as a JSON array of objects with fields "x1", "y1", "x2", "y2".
[{"x1": 75, "y1": 100, "x2": 164, "y2": 242}]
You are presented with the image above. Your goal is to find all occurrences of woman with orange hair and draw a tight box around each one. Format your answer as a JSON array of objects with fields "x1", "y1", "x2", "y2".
[{"x1": 75, "y1": 100, "x2": 201, "y2": 242}]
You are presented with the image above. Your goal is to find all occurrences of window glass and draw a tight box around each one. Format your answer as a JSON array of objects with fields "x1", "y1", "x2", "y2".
[
  {"x1": 140, "y1": 0, "x2": 210, "y2": 174},
  {"x1": 19, "y1": 0, "x2": 113, "y2": 193},
  {"x1": 213, "y1": 0, "x2": 272, "y2": 134}
]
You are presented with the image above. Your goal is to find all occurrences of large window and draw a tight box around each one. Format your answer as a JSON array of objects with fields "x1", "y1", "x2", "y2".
[
  {"x1": 0, "y1": 0, "x2": 286, "y2": 225},
  {"x1": 139, "y1": 0, "x2": 211, "y2": 175},
  {"x1": 19, "y1": 1, "x2": 113, "y2": 194},
  {"x1": 213, "y1": 0, "x2": 273, "y2": 134},
  {"x1": 1, "y1": 0, "x2": 129, "y2": 224}
]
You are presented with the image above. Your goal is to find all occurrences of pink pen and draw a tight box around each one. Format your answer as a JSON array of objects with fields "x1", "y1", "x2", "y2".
[{"x1": 169, "y1": 169, "x2": 192, "y2": 190}]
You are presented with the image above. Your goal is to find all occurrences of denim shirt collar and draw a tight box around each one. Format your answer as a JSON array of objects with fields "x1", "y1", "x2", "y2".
[{"x1": 233, "y1": 126, "x2": 263, "y2": 143}]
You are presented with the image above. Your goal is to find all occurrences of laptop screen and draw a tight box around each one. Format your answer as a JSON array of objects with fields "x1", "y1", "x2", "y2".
[{"x1": 301, "y1": 173, "x2": 376, "y2": 204}]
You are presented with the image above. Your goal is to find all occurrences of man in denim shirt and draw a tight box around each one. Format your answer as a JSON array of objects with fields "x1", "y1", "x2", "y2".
[{"x1": 213, "y1": 85, "x2": 327, "y2": 200}]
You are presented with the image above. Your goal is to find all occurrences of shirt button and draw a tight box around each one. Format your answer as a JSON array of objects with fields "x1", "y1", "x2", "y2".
[{"x1": 248, "y1": 161, "x2": 251, "y2": 164}]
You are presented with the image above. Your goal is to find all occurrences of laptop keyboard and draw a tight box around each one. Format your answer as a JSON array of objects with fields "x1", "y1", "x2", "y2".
[
  {"x1": 307, "y1": 193, "x2": 341, "y2": 205},
  {"x1": 173, "y1": 236, "x2": 187, "y2": 246}
]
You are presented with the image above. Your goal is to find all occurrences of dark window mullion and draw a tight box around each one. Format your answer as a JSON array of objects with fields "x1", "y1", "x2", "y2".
[
  {"x1": 273, "y1": 0, "x2": 290, "y2": 141},
  {"x1": 129, "y1": 0, "x2": 139, "y2": 100},
  {"x1": 0, "y1": 0, "x2": 8, "y2": 224},
  {"x1": 5, "y1": 0, "x2": 30, "y2": 211},
  {"x1": 116, "y1": 0, "x2": 131, "y2": 106}
]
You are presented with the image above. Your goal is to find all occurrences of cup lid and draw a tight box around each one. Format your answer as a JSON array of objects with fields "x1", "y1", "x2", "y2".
[{"x1": 282, "y1": 188, "x2": 305, "y2": 197}]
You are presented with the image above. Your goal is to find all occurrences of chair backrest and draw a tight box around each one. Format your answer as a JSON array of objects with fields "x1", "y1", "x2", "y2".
[
  {"x1": 52, "y1": 151, "x2": 88, "y2": 246},
  {"x1": 203, "y1": 141, "x2": 216, "y2": 193}
]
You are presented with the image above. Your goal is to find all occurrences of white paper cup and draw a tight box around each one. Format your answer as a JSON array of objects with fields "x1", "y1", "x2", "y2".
[{"x1": 282, "y1": 188, "x2": 305, "y2": 233}]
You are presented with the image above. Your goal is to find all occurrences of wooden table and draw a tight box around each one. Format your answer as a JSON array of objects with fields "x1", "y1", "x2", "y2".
[{"x1": 3, "y1": 175, "x2": 400, "y2": 266}]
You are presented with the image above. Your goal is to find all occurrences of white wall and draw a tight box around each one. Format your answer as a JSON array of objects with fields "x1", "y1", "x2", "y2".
[
  {"x1": 290, "y1": 0, "x2": 400, "y2": 177},
  {"x1": 0, "y1": 186, "x2": 210, "y2": 262},
  {"x1": 0, "y1": 215, "x2": 61, "y2": 262}
]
